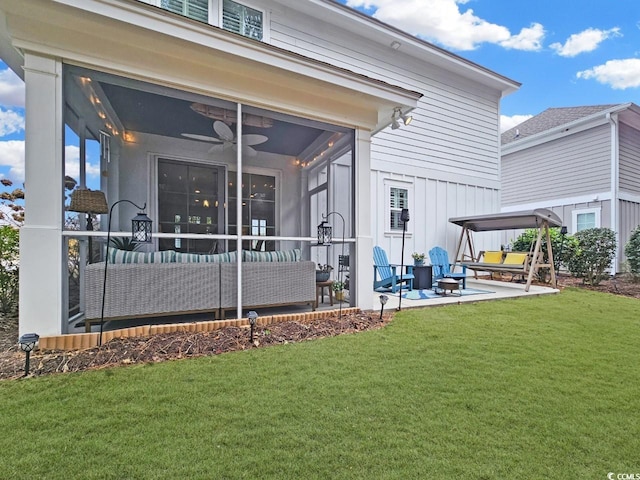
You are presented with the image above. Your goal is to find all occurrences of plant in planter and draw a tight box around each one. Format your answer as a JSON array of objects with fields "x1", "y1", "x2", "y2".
[
  {"x1": 332, "y1": 280, "x2": 346, "y2": 301},
  {"x1": 316, "y1": 264, "x2": 333, "y2": 282},
  {"x1": 412, "y1": 252, "x2": 426, "y2": 266}
]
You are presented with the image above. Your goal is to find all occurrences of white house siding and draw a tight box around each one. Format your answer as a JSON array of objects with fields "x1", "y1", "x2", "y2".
[
  {"x1": 370, "y1": 168, "x2": 501, "y2": 264},
  {"x1": 269, "y1": 6, "x2": 505, "y2": 261},
  {"x1": 502, "y1": 125, "x2": 611, "y2": 207},
  {"x1": 619, "y1": 123, "x2": 640, "y2": 196}
]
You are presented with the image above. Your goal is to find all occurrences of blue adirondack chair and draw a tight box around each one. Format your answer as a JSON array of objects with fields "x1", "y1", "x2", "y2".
[
  {"x1": 428, "y1": 246, "x2": 467, "y2": 289},
  {"x1": 373, "y1": 246, "x2": 414, "y2": 293}
]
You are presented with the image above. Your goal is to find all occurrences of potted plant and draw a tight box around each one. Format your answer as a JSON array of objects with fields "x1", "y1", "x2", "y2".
[
  {"x1": 316, "y1": 264, "x2": 333, "y2": 282},
  {"x1": 412, "y1": 252, "x2": 426, "y2": 266},
  {"x1": 332, "y1": 280, "x2": 346, "y2": 301}
]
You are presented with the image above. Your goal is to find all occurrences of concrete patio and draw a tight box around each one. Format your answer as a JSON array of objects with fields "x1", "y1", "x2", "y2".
[{"x1": 371, "y1": 278, "x2": 559, "y2": 311}]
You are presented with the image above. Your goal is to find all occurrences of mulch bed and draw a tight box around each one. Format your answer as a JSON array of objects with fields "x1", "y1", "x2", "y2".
[
  {"x1": 2, "y1": 273, "x2": 640, "y2": 381},
  {"x1": 0, "y1": 311, "x2": 388, "y2": 381}
]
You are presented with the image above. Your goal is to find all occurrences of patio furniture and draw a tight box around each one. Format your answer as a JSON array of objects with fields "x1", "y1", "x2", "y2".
[
  {"x1": 412, "y1": 265, "x2": 433, "y2": 290},
  {"x1": 373, "y1": 246, "x2": 414, "y2": 293},
  {"x1": 461, "y1": 250, "x2": 534, "y2": 280},
  {"x1": 434, "y1": 278, "x2": 461, "y2": 296},
  {"x1": 85, "y1": 250, "x2": 317, "y2": 330},
  {"x1": 316, "y1": 280, "x2": 334, "y2": 307},
  {"x1": 428, "y1": 246, "x2": 467, "y2": 289}
]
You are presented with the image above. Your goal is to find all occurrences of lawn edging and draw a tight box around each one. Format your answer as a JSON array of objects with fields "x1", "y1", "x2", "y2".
[{"x1": 38, "y1": 307, "x2": 361, "y2": 351}]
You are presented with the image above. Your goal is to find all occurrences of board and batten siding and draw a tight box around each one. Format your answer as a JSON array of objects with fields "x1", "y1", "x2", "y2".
[
  {"x1": 502, "y1": 125, "x2": 611, "y2": 206},
  {"x1": 371, "y1": 168, "x2": 501, "y2": 265},
  {"x1": 619, "y1": 123, "x2": 640, "y2": 196}
]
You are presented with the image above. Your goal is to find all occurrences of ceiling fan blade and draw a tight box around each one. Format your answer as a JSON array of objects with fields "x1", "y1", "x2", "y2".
[
  {"x1": 242, "y1": 134, "x2": 268, "y2": 146},
  {"x1": 242, "y1": 144, "x2": 258, "y2": 157},
  {"x1": 208, "y1": 143, "x2": 226, "y2": 153},
  {"x1": 213, "y1": 121, "x2": 235, "y2": 142},
  {"x1": 182, "y1": 133, "x2": 222, "y2": 143}
]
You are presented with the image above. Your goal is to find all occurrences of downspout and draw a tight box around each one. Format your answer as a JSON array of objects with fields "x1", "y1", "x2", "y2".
[{"x1": 607, "y1": 112, "x2": 619, "y2": 275}]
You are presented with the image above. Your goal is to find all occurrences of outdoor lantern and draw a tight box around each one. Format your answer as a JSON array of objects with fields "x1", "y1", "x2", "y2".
[
  {"x1": 18, "y1": 333, "x2": 39, "y2": 377},
  {"x1": 379, "y1": 295, "x2": 388, "y2": 320},
  {"x1": 317, "y1": 220, "x2": 332, "y2": 246},
  {"x1": 132, "y1": 211, "x2": 153, "y2": 244},
  {"x1": 100, "y1": 200, "x2": 153, "y2": 347},
  {"x1": 248, "y1": 311, "x2": 258, "y2": 343}
]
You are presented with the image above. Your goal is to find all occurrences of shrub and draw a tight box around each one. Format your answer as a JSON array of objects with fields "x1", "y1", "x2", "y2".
[
  {"x1": 624, "y1": 225, "x2": 640, "y2": 274},
  {"x1": 567, "y1": 227, "x2": 617, "y2": 286},
  {"x1": 511, "y1": 227, "x2": 578, "y2": 282},
  {"x1": 0, "y1": 225, "x2": 19, "y2": 314}
]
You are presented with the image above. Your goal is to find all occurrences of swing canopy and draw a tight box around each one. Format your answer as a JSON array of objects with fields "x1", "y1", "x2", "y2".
[
  {"x1": 449, "y1": 208, "x2": 563, "y2": 292},
  {"x1": 449, "y1": 208, "x2": 562, "y2": 232}
]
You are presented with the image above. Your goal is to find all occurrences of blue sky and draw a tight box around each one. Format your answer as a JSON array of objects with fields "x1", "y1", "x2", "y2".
[{"x1": 1, "y1": 0, "x2": 639, "y2": 187}]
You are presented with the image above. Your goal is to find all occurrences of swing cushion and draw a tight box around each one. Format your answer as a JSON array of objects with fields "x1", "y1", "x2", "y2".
[
  {"x1": 482, "y1": 251, "x2": 503, "y2": 264},
  {"x1": 503, "y1": 253, "x2": 527, "y2": 265}
]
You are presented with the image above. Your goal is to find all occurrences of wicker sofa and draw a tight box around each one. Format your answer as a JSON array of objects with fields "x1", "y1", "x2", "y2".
[{"x1": 84, "y1": 250, "x2": 316, "y2": 332}]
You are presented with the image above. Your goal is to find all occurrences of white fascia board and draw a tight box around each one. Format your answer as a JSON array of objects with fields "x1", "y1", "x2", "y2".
[
  {"x1": 502, "y1": 103, "x2": 633, "y2": 155},
  {"x1": 36, "y1": 0, "x2": 421, "y2": 126},
  {"x1": 276, "y1": 0, "x2": 520, "y2": 97}
]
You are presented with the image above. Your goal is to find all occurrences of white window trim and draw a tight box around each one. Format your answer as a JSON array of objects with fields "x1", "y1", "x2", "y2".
[
  {"x1": 384, "y1": 180, "x2": 413, "y2": 236},
  {"x1": 571, "y1": 207, "x2": 601, "y2": 234}
]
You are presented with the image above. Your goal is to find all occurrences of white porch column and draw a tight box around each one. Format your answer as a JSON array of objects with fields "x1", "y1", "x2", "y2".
[
  {"x1": 19, "y1": 53, "x2": 64, "y2": 336},
  {"x1": 354, "y1": 128, "x2": 374, "y2": 311}
]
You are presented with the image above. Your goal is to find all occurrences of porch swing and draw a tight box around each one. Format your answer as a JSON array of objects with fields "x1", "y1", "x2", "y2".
[{"x1": 448, "y1": 208, "x2": 563, "y2": 292}]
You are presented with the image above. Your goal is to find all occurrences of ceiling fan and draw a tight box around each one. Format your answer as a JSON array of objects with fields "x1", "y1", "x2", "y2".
[{"x1": 182, "y1": 120, "x2": 268, "y2": 156}]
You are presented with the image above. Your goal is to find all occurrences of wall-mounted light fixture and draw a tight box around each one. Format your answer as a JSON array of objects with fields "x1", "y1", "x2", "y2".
[{"x1": 391, "y1": 107, "x2": 413, "y2": 130}]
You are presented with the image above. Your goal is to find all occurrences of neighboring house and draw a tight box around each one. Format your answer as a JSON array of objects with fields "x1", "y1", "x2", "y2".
[
  {"x1": 501, "y1": 103, "x2": 640, "y2": 272},
  {"x1": 0, "y1": 0, "x2": 518, "y2": 337}
]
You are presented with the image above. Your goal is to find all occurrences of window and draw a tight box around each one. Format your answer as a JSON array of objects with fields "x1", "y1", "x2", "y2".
[
  {"x1": 157, "y1": 159, "x2": 226, "y2": 253},
  {"x1": 158, "y1": 0, "x2": 266, "y2": 41},
  {"x1": 389, "y1": 186, "x2": 408, "y2": 231},
  {"x1": 572, "y1": 207, "x2": 600, "y2": 233},
  {"x1": 160, "y1": 0, "x2": 208, "y2": 22},
  {"x1": 222, "y1": 0, "x2": 263, "y2": 41},
  {"x1": 228, "y1": 171, "x2": 277, "y2": 250}
]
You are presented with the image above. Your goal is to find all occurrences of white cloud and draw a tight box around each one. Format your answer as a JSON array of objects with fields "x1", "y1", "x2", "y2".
[
  {"x1": 345, "y1": 0, "x2": 544, "y2": 51},
  {"x1": 65, "y1": 145, "x2": 101, "y2": 181},
  {"x1": 499, "y1": 23, "x2": 544, "y2": 51},
  {"x1": 0, "y1": 140, "x2": 25, "y2": 182},
  {"x1": 550, "y1": 27, "x2": 621, "y2": 57},
  {"x1": 500, "y1": 114, "x2": 532, "y2": 133},
  {"x1": 0, "y1": 142, "x2": 100, "y2": 184},
  {"x1": 576, "y1": 58, "x2": 640, "y2": 89},
  {"x1": 0, "y1": 108, "x2": 24, "y2": 137},
  {"x1": 0, "y1": 68, "x2": 24, "y2": 108}
]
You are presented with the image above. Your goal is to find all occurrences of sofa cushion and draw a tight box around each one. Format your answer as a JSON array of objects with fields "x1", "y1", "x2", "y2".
[
  {"x1": 109, "y1": 249, "x2": 176, "y2": 264},
  {"x1": 175, "y1": 251, "x2": 238, "y2": 263},
  {"x1": 243, "y1": 248, "x2": 301, "y2": 262}
]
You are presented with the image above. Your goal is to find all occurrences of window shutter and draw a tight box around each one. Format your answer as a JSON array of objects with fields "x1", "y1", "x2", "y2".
[
  {"x1": 161, "y1": 0, "x2": 208, "y2": 22},
  {"x1": 223, "y1": 0, "x2": 263, "y2": 41}
]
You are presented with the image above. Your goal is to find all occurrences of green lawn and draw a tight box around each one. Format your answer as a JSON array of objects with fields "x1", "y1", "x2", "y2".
[{"x1": 1, "y1": 288, "x2": 639, "y2": 479}]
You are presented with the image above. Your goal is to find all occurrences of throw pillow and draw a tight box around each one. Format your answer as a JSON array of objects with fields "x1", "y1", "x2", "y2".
[
  {"x1": 242, "y1": 248, "x2": 301, "y2": 262},
  {"x1": 109, "y1": 249, "x2": 176, "y2": 264}
]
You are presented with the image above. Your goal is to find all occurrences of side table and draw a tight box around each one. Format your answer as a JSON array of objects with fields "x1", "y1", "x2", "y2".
[
  {"x1": 413, "y1": 265, "x2": 433, "y2": 290},
  {"x1": 316, "y1": 280, "x2": 334, "y2": 308}
]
